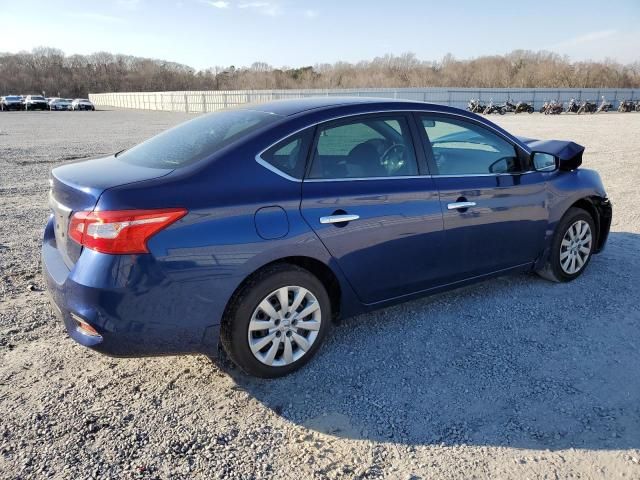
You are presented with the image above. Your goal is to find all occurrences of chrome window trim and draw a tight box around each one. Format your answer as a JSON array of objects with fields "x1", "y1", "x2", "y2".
[
  {"x1": 254, "y1": 108, "x2": 531, "y2": 183},
  {"x1": 305, "y1": 175, "x2": 427, "y2": 183},
  {"x1": 432, "y1": 170, "x2": 538, "y2": 178},
  {"x1": 255, "y1": 155, "x2": 302, "y2": 182}
]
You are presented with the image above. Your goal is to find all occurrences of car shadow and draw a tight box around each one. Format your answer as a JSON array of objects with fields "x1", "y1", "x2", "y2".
[{"x1": 222, "y1": 231, "x2": 640, "y2": 451}]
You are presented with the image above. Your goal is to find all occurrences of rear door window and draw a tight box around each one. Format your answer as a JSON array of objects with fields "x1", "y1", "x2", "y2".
[
  {"x1": 118, "y1": 109, "x2": 280, "y2": 169},
  {"x1": 308, "y1": 115, "x2": 419, "y2": 179},
  {"x1": 259, "y1": 130, "x2": 313, "y2": 180}
]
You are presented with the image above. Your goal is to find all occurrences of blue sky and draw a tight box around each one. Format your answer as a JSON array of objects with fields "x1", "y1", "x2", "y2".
[{"x1": 1, "y1": 0, "x2": 639, "y2": 69}]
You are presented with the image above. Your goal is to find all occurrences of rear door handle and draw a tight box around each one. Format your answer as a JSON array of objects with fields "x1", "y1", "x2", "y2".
[
  {"x1": 447, "y1": 201, "x2": 476, "y2": 210},
  {"x1": 320, "y1": 214, "x2": 360, "y2": 224}
]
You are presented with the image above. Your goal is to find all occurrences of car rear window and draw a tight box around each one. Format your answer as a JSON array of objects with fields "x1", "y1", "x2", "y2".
[{"x1": 117, "y1": 109, "x2": 280, "y2": 169}]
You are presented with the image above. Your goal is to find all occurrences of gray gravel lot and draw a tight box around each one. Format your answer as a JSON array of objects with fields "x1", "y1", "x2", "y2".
[{"x1": 1, "y1": 109, "x2": 639, "y2": 479}]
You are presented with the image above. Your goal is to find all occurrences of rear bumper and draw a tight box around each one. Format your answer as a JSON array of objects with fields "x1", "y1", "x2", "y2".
[{"x1": 42, "y1": 216, "x2": 221, "y2": 357}]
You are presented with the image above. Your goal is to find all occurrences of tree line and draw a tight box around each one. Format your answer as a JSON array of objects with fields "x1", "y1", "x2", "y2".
[{"x1": 1, "y1": 47, "x2": 638, "y2": 97}]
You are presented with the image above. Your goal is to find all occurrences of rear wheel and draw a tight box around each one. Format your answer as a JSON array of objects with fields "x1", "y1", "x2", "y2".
[
  {"x1": 537, "y1": 207, "x2": 596, "y2": 282},
  {"x1": 221, "y1": 264, "x2": 331, "y2": 378}
]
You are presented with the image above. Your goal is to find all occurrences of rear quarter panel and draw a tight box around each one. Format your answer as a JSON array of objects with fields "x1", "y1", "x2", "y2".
[{"x1": 94, "y1": 139, "x2": 360, "y2": 351}]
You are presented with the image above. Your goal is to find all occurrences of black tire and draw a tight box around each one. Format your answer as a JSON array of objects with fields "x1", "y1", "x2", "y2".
[
  {"x1": 537, "y1": 207, "x2": 596, "y2": 283},
  {"x1": 220, "y1": 264, "x2": 332, "y2": 378}
]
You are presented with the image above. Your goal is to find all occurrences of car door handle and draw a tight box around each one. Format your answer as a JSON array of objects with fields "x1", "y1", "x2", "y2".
[
  {"x1": 320, "y1": 214, "x2": 360, "y2": 224},
  {"x1": 447, "y1": 201, "x2": 476, "y2": 210}
]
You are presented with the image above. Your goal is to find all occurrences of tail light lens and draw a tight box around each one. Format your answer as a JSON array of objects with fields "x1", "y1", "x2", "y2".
[{"x1": 69, "y1": 208, "x2": 187, "y2": 254}]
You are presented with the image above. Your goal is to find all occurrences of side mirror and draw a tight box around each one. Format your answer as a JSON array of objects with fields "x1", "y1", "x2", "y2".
[{"x1": 532, "y1": 152, "x2": 558, "y2": 172}]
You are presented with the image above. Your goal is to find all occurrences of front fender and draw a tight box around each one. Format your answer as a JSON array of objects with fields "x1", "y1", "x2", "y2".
[{"x1": 536, "y1": 168, "x2": 611, "y2": 267}]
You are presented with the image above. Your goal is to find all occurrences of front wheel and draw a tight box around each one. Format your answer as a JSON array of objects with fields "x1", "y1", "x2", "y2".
[
  {"x1": 537, "y1": 208, "x2": 596, "y2": 282},
  {"x1": 221, "y1": 264, "x2": 331, "y2": 378}
]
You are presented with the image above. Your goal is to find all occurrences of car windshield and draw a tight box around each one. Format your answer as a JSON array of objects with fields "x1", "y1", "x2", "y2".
[
  {"x1": 6, "y1": 96, "x2": 20, "y2": 100},
  {"x1": 117, "y1": 109, "x2": 280, "y2": 169},
  {"x1": 31, "y1": 96, "x2": 45, "y2": 100}
]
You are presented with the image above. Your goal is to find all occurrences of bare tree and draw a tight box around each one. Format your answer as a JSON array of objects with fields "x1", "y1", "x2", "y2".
[{"x1": 0, "y1": 48, "x2": 638, "y2": 97}]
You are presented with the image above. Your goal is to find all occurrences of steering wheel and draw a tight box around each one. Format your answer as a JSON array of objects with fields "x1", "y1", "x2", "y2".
[{"x1": 381, "y1": 143, "x2": 406, "y2": 163}]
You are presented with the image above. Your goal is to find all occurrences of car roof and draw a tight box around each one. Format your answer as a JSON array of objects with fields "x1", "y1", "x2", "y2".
[
  {"x1": 235, "y1": 96, "x2": 528, "y2": 153},
  {"x1": 240, "y1": 96, "x2": 456, "y2": 116},
  {"x1": 240, "y1": 96, "x2": 478, "y2": 119}
]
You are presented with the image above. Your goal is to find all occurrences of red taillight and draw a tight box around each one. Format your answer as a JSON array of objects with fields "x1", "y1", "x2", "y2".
[{"x1": 68, "y1": 208, "x2": 187, "y2": 254}]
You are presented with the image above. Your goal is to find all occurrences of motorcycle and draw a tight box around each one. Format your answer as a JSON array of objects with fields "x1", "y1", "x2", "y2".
[
  {"x1": 577, "y1": 100, "x2": 597, "y2": 114},
  {"x1": 514, "y1": 101, "x2": 534, "y2": 113},
  {"x1": 483, "y1": 99, "x2": 505, "y2": 115},
  {"x1": 566, "y1": 98, "x2": 581, "y2": 113},
  {"x1": 596, "y1": 96, "x2": 613, "y2": 113},
  {"x1": 539, "y1": 100, "x2": 549, "y2": 114},
  {"x1": 544, "y1": 99, "x2": 564, "y2": 115},
  {"x1": 618, "y1": 99, "x2": 635, "y2": 112},
  {"x1": 467, "y1": 98, "x2": 486, "y2": 114},
  {"x1": 503, "y1": 100, "x2": 517, "y2": 113}
]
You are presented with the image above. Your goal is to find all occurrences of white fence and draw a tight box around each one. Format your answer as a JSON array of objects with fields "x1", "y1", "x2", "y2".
[{"x1": 89, "y1": 87, "x2": 640, "y2": 113}]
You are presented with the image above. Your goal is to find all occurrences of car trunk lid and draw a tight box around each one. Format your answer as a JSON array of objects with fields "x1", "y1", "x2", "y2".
[{"x1": 49, "y1": 155, "x2": 173, "y2": 267}]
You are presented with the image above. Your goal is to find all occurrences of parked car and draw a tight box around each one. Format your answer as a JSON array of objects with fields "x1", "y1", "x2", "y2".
[
  {"x1": 43, "y1": 98, "x2": 612, "y2": 377},
  {"x1": 71, "y1": 98, "x2": 95, "y2": 111},
  {"x1": 24, "y1": 95, "x2": 49, "y2": 110},
  {"x1": 0, "y1": 95, "x2": 24, "y2": 111},
  {"x1": 49, "y1": 98, "x2": 73, "y2": 110}
]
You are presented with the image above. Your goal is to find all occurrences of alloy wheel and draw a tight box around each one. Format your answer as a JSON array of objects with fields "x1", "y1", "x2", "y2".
[
  {"x1": 560, "y1": 220, "x2": 592, "y2": 275},
  {"x1": 247, "y1": 286, "x2": 322, "y2": 367}
]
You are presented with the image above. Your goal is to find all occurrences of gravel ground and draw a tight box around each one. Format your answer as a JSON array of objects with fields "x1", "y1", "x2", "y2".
[{"x1": 1, "y1": 109, "x2": 639, "y2": 479}]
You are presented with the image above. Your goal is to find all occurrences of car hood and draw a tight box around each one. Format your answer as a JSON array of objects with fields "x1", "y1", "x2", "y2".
[{"x1": 516, "y1": 136, "x2": 584, "y2": 170}]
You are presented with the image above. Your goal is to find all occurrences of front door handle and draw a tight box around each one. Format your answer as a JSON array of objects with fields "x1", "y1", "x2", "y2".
[
  {"x1": 320, "y1": 214, "x2": 360, "y2": 224},
  {"x1": 447, "y1": 201, "x2": 476, "y2": 210}
]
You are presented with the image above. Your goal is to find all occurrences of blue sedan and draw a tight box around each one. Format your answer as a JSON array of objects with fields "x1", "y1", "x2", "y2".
[{"x1": 42, "y1": 98, "x2": 612, "y2": 377}]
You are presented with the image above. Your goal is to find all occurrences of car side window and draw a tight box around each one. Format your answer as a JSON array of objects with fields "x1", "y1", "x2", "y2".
[
  {"x1": 260, "y1": 130, "x2": 312, "y2": 179},
  {"x1": 420, "y1": 115, "x2": 519, "y2": 175},
  {"x1": 308, "y1": 116, "x2": 418, "y2": 179}
]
